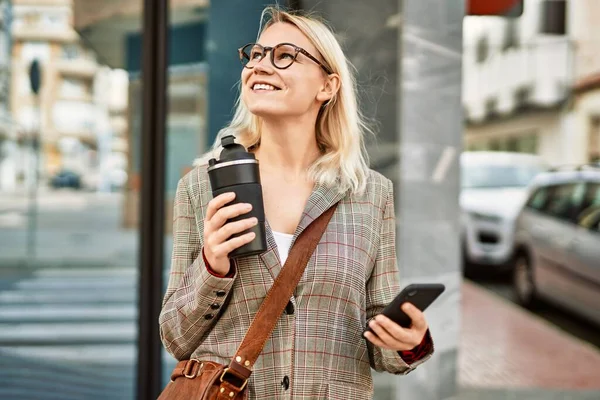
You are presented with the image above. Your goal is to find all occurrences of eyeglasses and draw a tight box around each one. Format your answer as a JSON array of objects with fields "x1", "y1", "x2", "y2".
[{"x1": 238, "y1": 42, "x2": 333, "y2": 75}]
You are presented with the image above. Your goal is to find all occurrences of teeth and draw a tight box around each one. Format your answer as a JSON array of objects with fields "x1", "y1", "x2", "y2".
[{"x1": 253, "y1": 83, "x2": 276, "y2": 91}]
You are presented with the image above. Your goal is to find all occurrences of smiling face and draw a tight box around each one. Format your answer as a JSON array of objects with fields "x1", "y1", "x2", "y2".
[{"x1": 241, "y1": 22, "x2": 332, "y2": 119}]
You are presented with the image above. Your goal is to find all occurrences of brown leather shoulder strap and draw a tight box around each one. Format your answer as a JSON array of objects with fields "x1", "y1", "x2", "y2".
[{"x1": 227, "y1": 203, "x2": 338, "y2": 375}]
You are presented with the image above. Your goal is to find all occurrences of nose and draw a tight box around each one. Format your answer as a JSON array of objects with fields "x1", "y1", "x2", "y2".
[
  {"x1": 253, "y1": 52, "x2": 274, "y2": 74},
  {"x1": 253, "y1": 62, "x2": 273, "y2": 75}
]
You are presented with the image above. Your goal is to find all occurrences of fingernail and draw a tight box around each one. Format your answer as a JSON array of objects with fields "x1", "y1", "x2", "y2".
[
  {"x1": 369, "y1": 320, "x2": 376, "y2": 327},
  {"x1": 245, "y1": 203, "x2": 252, "y2": 210},
  {"x1": 251, "y1": 217, "x2": 258, "y2": 224},
  {"x1": 228, "y1": 192, "x2": 235, "y2": 197}
]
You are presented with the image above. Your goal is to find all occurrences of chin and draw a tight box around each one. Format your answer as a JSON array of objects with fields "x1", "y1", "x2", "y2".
[{"x1": 245, "y1": 103, "x2": 289, "y2": 118}]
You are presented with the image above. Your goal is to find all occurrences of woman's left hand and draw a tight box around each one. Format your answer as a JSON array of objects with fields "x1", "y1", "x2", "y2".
[{"x1": 364, "y1": 303, "x2": 428, "y2": 351}]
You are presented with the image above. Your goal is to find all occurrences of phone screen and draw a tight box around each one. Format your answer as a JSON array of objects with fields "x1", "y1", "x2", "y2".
[{"x1": 364, "y1": 283, "x2": 445, "y2": 333}]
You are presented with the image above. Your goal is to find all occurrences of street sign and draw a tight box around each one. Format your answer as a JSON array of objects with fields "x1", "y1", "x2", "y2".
[
  {"x1": 29, "y1": 59, "x2": 41, "y2": 95},
  {"x1": 26, "y1": 59, "x2": 42, "y2": 262}
]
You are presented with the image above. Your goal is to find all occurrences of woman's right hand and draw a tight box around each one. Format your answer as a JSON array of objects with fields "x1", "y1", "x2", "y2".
[{"x1": 203, "y1": 192, "x2": 258, "y2": 276}]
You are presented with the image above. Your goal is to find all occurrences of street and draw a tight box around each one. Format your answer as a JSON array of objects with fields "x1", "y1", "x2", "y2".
[
  {"x1": 0, "y1": 188, "x2": 123, "y2": 231},
  {"x1": 0, "y1": 190, "x2": 147, "y2": 399},
  {"x1": 0, "y1": 263, "x2": 181, "y2": 399},
  {"x1": 0, "y1": 189, "x2": 139, "y2": 266}
]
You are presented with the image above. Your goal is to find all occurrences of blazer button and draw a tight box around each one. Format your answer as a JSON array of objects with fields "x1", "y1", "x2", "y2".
[
  {"x1": 204, "y1": 314, "x2": 214, "y2": 320},
  {"x1": 210, "y1": 303, "x2": 220, "y2": 310},
  {"x1": 281, "y1": 375, "x2": 289, "y2": 390},
  {"x1": 215, "y1": 290, "x2": 226, "y2": 297}
]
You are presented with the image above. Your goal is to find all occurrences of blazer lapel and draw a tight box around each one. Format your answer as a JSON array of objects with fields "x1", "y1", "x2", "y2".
[
  {"x1": 292, "y1": 181, "x2": 346, "y2": 244},
  {"x1": 260, "y1": 181, "x2": 346, "y2": 280}
]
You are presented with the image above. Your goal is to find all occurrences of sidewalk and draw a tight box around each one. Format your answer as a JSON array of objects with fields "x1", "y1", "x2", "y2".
[{"x1": 460, "y1": 281, "x2": 600, "y2": 391}]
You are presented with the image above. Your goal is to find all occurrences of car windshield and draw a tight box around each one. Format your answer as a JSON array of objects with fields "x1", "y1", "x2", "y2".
[{"x1": 462, "y1": 164, "x2": 544, "y2": 189}]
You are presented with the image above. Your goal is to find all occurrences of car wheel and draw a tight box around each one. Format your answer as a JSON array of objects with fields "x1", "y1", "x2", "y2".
[{"x1": 513, "y1": 252, "x2": 538, "y2": 308}]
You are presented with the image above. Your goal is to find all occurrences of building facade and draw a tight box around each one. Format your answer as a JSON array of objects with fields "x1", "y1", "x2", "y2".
[
  {"x1": 568, "y1": 0, "x2": 600, "y2": 163},
  {"x1": 3, "y1": 0, "x2": 128, "y2": 191},
  {"x1": 463, "y1": 0, "x2": 600, "y2": 166}
]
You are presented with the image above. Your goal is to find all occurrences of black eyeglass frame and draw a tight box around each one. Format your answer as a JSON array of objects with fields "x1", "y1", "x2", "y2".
[{"x1": 238, "y1": 42, "x2": 333, "y2": 75}]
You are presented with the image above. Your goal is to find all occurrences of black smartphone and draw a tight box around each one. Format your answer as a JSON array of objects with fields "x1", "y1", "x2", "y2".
[{"x1": 364, "y1": 283, "x2": 445, "y2": 333}]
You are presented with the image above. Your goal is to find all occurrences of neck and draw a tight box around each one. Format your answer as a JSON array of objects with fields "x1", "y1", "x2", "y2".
[{"x1": 254, "y1": 115, "x2": 321, "y2": 177}]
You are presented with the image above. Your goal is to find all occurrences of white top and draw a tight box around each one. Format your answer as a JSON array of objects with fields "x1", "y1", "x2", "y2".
[{"x1": 272, "y1": 230, "x2": 294, "y2": 266}]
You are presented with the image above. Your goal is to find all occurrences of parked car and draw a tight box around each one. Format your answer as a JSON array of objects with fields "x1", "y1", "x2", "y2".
[
  {"x1": 49, "y1": 170, "x2": 82, "y2": 189},
  {"x1": 460, "y1": 152, "x2": 548, "y2": 275},
  {"x1": 512, "y1": 164, "x2": 600, "y2": 326}
]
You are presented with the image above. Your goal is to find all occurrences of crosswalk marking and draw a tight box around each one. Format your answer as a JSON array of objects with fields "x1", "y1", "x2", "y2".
[
  {"x1": 0, "y1": 290, "x2": 135, "y2": 303},
  {"x1": 14, "y1": 278, "x2": 136, "y2": 290},
  {"x1": 0, "y1": 265, "x2": 174, "y2": 399},
  {"x1": 0, "y1": 304, "x2": 135, "y2": 321},
  {"x1": 0, "y1": 322, "x2": 136, "y2": 342}
]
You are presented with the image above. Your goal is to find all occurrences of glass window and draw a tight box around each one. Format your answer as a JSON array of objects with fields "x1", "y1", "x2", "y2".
[
  {"x1": 578, "y1": 205, "x2": 600, "y2": 231},
  {"x1": 544, "y1": 183, "x2": 586, "y2": 222},
  {"x1": 516, "y1": 134, "x2": 538, "y2": 154},
  {"x1": 577, "y1": 183, "x2": 600, "y2": 229},
  {"x1": 506, "y1": 137, "x2": 518, "y2": 152},
  {"x1": 461, "y1": 164, "x2": 545, "y2": 189},
  {"x1": 42, "y1": 12, "x2": 69, "y2": 29},
  {"x1": 526, "y1": 187, "x2": 550, "y2": 210},
  {"x1": 474, "y1": 134, "x2": 538, "y2": 155},
  {"x1": 581, "y1": 182, "x2": 600, "y2": 209},
  {"x1": 489, "y1": 140, "x2": 501, "y2": 151},
  {"x1": 1, "y1": 1, "x2": 142, "y2": 398},
  {"x1": 161, "y1": 0, "x2": 212, "y2": 386},
  {"x1": 62, "y1": 44, "x2": 81, "y2": 60},
  {"x1": 589, "y1": 117, "x2": 600, "y2": 162}
]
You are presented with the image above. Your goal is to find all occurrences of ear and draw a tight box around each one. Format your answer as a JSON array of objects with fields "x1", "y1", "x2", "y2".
[{"x1": 316, "y1": 73, "x2": 341, "y2": 104}]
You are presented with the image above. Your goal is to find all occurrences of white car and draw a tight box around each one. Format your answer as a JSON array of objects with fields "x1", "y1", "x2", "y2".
[
  {"x1": 513, "y1": 165, "x2": 600, "y2": 326},
  {"x1": 460, "y1": 152, "x2": 548, "y2": 274}
]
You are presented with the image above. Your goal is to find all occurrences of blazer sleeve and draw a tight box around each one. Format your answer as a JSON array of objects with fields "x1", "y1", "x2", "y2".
[
  {"x1": 365, "y1": 178, "x2": 434, "y2": 375},
  {"x1": 159, "y1": 176, "x2": 237, "y2": 361}
]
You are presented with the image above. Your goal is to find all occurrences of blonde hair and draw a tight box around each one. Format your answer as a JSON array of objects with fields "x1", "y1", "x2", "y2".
[{"x1": 196, "y1": 6, "x2": 371, "y2": 194}]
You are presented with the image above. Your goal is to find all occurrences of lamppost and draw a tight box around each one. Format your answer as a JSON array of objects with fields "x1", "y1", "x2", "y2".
[{"x1": 27, "y1": 58, "x2": 41, "y2": 262}]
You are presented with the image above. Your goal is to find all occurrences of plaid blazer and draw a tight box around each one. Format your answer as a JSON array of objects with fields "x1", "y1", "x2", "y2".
[{"x1": 159, "y1": 165, "x2": 433, "y2": 399}]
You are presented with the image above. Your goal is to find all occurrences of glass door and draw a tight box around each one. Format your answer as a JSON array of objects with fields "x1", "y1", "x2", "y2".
[{"x1": 0, "y1": 1, "x2": 144, "y2": 398}]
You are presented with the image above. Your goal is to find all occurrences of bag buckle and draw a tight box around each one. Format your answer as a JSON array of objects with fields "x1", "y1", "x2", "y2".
[
  {"x1": 220, "y1": 368, "x2": 248, "y2": 391},
  {"x1": 183, "y1": 359, "x2": 203, "y2": 378}
]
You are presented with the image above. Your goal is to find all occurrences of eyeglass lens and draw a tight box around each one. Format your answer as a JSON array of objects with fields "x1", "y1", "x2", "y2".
[{"x1": 241, "y1": 44, "x2": 297, "y2": 69}]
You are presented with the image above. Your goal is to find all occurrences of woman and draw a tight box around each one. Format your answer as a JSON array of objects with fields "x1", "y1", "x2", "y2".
[{"x1": 160, "y1": 6, "x2": 434, "y2": 399}]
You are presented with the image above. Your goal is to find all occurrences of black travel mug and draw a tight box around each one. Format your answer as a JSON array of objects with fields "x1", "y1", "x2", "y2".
[{"x1": 207, "y1": 135, "x2": 267, "y2": 258}]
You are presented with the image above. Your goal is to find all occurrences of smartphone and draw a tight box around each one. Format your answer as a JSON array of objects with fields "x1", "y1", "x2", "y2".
[{"x1": 364, "y1": 283, "x2": 445, "y2": 333}]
